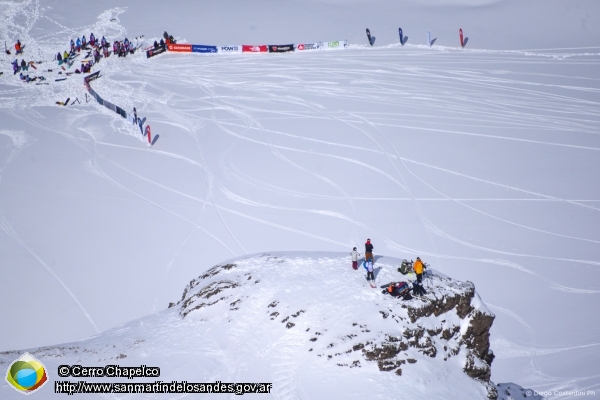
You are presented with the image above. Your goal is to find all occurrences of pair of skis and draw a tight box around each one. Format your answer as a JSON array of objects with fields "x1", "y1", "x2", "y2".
[{"x1": 55, "y1": 97, "x2": 81, "y2": 106}]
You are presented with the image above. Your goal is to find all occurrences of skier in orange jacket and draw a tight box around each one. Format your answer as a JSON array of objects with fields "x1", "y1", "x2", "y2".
[{"x1": 413, "y1": 257, "x2": 424, "y2": 284}]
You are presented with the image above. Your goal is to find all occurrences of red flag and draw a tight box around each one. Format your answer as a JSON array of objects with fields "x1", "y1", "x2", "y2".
[{"x1": 459, "y1": 28, "x2": 464, "y2": 48}]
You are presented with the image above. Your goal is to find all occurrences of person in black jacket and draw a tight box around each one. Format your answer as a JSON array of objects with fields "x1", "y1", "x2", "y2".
[{"x1": 365, "y1": 238, "x2": 373, "y2": 262}]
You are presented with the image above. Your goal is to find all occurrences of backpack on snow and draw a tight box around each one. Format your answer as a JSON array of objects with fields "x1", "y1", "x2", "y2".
[{"x1": 398, "y1": 259, "x2": 412, "y2": 275}]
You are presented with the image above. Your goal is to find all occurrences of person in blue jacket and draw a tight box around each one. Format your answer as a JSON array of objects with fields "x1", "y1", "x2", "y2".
[{"x1": 76, "y1": 37, "x2": 81, "y2": 52}]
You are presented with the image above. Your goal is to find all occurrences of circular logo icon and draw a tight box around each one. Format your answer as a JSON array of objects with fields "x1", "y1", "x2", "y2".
[{"x1": 5, "y1": 353, "x2": 48, "y2": 394}]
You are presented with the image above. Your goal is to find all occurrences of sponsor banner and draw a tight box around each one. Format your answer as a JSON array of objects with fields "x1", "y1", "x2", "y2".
[
  {"x1": 242, "y1": 45, "x2": 268, "y2": 53},
  {"x1": 268, "y1": 44, "x2": 294, "y2": 53},
  {"x1": 116, "y1": 106, "x2": 127, "y2": 119},
  {"x1": 84, "y1": 71, "x2": 101, "y2": 83},
  {"x1": 146, "y1": 46, "x2": 167, "y2": 58},
  {"x1": 320, "y1": 40, "x2": 347, "y2": 50},
  {"x1": 168, "y1": 44, "x2": 192, "y2": 52},
  {"x1": 192, "y1": 44, "x2": 218, "y2": 53},
  {"x1": 295, "y1": 43, "x2": 320, "y2": 51},
  {"x1": 219, "y1": 45, "x2": 242, "y2": 53}
]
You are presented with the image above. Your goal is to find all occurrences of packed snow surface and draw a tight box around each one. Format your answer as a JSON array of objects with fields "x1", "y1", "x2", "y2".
[{"x1": 1, "y1": 0, "x2": 599, "y2": 398}]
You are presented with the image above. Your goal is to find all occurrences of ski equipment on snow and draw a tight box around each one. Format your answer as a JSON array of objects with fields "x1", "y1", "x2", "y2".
[
  {"x1": 399, "y1": 28, "x2": 404, "y2": 45},
  {"x1": 366, "y1": 29, "x2": 373, "y2": 46}
]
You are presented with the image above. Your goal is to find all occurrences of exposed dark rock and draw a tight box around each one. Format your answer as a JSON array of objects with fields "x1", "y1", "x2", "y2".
[
  {"x1": 406, "y1": 282, "x2": 475, "y2": 323},
  {"x1": 363, "y1": 343, "x2": 402, "y2": 361},
  {"x1": 377, "y1": 359, "x2": 404, "y2": 371},
  {"x1": 462, "y1": 311, "x2": 495, "y2": 366},
  {"x1": 179, "y1": 280, "x2": 239, "y2": 318},
  {"x1": 352, "y1": 343, "x2": 364, "y2": 351}
]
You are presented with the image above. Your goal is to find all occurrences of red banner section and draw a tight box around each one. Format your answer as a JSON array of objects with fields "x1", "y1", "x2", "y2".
[
  {"x1": 242, "y1": 45, "x2": 268, "y2": 53},
  {"x1": 168, "y1": 44, "x2": 192, "y2": 52}
]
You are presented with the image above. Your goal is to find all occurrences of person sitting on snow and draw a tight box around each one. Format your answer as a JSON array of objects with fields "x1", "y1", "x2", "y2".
[
  {"x1": 383, "y1": 282, "x2": 411, "y2": 298},
  {"x1": 412, "y1": 281, "x2": 426, "y2": 297},
  {"x1": 19, "y1": 72, "x2": 36, "y2": 83}
]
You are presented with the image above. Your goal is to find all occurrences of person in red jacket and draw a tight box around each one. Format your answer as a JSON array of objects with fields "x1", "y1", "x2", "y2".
[
  {"x1": 365, "y1": 238, "x2": 374, "y2": 262},
  {"x1": 15, "y1": 40, "x2": 22, "y2": 54}
]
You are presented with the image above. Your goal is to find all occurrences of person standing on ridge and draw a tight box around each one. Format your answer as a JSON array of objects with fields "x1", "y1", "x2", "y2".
[
  {"x1": 414, "y1": 257, "x2": 424, "y2": 284},
  {"x1": 350, "y1": 247, "x2": 361, "y2": 270},
  {"x1": 365, "y1": 259, "x2": 375, "y2": 285},
  {"x1": 365, "y1": 238, "x2": 374, "y2": 262}
]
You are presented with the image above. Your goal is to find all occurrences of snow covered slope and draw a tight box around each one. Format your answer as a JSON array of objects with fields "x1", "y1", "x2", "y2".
[
  {"x1": 0, "y1": 252, "x2": 521, "y2": 399},
  {"x1": 1, "y1": 0, "x2": 600, "y2": 398}
]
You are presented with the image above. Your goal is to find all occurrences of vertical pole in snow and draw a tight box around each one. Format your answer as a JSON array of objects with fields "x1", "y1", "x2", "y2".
[
  {"x1": 146, "y1": 125, "x2": 151, "y2": 144},
  {"x1": 459, "y1": 28, "x2": 464, "y2": 48},
  {"x1": 428, "y1": 30, "x2": 431, "y2": 47},
  {"x1": 399, "y1": 28, "x2": 403, "y2": 45}
]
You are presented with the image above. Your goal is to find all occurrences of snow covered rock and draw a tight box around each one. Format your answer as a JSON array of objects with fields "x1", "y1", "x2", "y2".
[{"x1": 175, "y1": 252, "x2": 500, "y2": 398}]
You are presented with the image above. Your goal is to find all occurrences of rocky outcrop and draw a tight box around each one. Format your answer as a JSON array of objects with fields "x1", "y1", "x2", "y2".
[
  {"x1": 356, "y1": 276, "x2": 497, "y2": 398},
  {"x1": 175, "y1": 256, "x2": 498, "y2": 399}
]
